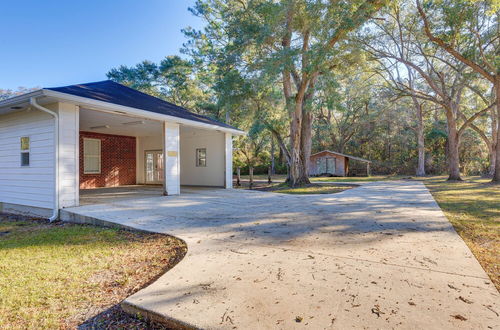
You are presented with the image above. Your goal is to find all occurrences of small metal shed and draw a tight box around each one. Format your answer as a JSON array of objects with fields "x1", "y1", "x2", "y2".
[{"x1": 309, "y1": 150, "x2": 371, "y2": 177}]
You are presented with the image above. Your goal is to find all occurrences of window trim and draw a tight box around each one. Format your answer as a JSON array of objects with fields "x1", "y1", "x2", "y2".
[
  {"x1": 20, "y1": 136, "x2": 30, "y2": 167},
  {"x1": 196, "y1": 148, "x2": 207, "y2": 167},
  {"x1": 83, "y1": 138, "x2": 102, "y2": 174}
]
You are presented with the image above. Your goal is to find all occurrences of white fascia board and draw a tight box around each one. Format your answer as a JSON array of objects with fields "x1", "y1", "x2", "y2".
[{"x1": 42, "y1": 89, "x2": 246, "y2": 136}]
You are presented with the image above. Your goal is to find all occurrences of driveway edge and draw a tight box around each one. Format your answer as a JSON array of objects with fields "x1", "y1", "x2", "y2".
[
  {"x1": 60, "y1": 209, "x2": 191, "y2": 328},
  {"x1": 121, "y1": 300, "x2": 199, "y2": 330}
]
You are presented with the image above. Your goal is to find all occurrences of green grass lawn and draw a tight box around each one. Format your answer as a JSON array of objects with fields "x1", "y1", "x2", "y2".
[
  {"x1": 0, "y1": 215, "x2": 186, "y2": 328},
  {"x1": 420, "y1": 176, "x2": 499, "y2": 290}
]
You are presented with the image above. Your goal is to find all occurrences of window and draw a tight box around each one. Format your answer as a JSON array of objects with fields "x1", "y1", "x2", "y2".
[
  {"x1": 196, "y1": 148, "x2": 206, "y2": 167},
  {"x1": 20, "y1": 137, "x2": 30, "y2": 166},
  {"x1": 83, "y1": 138, "x2": 101, "y2": 174}
]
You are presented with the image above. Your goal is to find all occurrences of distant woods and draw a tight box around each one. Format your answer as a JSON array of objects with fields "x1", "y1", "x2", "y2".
[
  {"x1": 106, "y1": 0, "x2": 499, "y2": 184},
  {"x1": 0, "y1": 87, "x2": 39, "y2": 101}
]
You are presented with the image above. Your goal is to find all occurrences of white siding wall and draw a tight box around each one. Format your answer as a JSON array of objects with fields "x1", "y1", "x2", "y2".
[
  {"x1": 57, "y1": 103, "x2": 79, "y2": 208},
  {"x1": 164, "y1": 123, "x2": 180, "y2": 195},
  {"x1": 225, "y1": 133, "x2": 233, "y2": 188},
  {"x1": 0, "y1": 109, "x2": 55, "y2": 209},
  {"x1": 180, "y1": 128, "x2": 225, "y2": 187}
]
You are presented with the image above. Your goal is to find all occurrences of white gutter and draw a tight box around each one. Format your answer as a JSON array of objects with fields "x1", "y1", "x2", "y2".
[
  {"x1": 30, "y1": 97, "x2": 59, "y2": 222},
  {"x1": 0, "y1": 89, "x2": 246, "y2": 135}
]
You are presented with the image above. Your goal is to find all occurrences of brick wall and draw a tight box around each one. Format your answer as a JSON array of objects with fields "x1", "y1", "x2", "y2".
[{"x1": 79, "y1": 131, "x2": 136, "y2": 189}]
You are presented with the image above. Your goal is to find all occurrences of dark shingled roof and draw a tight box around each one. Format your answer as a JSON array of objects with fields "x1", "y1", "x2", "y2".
[{"x1": 46, "y1": 80, "x2": 241, "y2": 131}]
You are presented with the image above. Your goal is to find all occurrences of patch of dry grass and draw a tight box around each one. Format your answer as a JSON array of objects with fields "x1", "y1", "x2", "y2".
[
  {"x1": 236, "y1": 174, "x2": 405, "y2": 183},
  {"x1": 241, "y1": 182, "x2": 355, "y2": 194},
  {"x1": 421, "y1": 176, "x2": 499, "y2": 291},
  {"x1": 0, "y1": 213, "x2": 186, "y2": 329},
  {"x1": 310, "y1": 175, "x2": 407, "y2": 182}
]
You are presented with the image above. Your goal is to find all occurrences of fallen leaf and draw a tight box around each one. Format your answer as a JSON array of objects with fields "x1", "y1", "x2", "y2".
[
  {"x1": 371, "y1": 305, "x2": 385, "y2": 317},
  {"x1": 451, "y1": 314, "x2": 467, "y2": 321},
  {"x1": 458, "y1": 296, "x2": 473, "y2": 304}
]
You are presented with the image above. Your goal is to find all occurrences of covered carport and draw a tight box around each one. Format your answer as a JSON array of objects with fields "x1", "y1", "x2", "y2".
[
  {"x1": 0, "y1": 80, "x2": 244, "y2": 219},
  {"x1": 76, "y1": 91, "x2": 242, "y2": 206}
]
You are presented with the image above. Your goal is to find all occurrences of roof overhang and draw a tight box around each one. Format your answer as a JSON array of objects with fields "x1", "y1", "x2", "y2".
[{"x1": 0, "y1": 89, "x2": 246, "y2": 136}]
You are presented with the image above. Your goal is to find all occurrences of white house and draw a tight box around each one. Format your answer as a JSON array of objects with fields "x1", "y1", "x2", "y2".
[{"x1": 0, "y1": 80, "x2": 245, "y2": 220}]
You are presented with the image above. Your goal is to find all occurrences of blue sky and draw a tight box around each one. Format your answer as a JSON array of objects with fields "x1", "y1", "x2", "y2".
[{"x1": 0, "y1": 0, "x2": 202, "y2": 90}]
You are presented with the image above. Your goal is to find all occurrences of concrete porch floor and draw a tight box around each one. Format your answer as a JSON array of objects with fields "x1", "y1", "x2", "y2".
[{"x1": 79, "y1": 185, "x2": 222, "y2": 205}]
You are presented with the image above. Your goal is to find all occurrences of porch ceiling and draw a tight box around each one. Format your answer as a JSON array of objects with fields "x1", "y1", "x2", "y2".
[
  {"x1": 80, "y1": 108, "x2": 162, "y2": 137},
  {"x1": 80, "y1": 108, "x2": 224, "y2": 138}
]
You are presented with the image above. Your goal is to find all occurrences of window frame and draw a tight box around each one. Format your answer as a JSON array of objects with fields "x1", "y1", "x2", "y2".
[
  {"x1": 20, "y1": 136, "x2": 30, "y2": 167},
  {"x1": 196, "y1": 148, "x2": 207, "y2": 167},
  {"x1": 83, "y1": 138, "x2": 102, "y2": 174}
]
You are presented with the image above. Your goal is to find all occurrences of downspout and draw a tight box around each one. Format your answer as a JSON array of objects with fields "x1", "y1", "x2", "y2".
[{"x1": 30, "y1": 97, "x2": 59, "y2": 221}]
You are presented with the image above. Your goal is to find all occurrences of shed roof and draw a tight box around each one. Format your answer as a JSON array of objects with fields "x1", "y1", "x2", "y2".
[
  {"x1": 46, "y1": 80, "x2": 241, "y2": 132},
  {"x1": 310, "y1": 150, "x2": 371, "y2": 163}
]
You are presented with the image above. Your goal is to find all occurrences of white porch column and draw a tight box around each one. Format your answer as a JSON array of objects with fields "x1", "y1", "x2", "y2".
[
  {"x1": 57, "y1": 102, "x2": 79, "y2": 208},
  {"x1": 163, "y1": 122, "x2": 180, "y2": 195},
  {"x1": 224, "y1": 133, "x2": 233, "y2": 189}
]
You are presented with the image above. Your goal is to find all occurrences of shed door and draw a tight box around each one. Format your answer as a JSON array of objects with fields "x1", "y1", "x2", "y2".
[
  {"x1": 326, "y1": 157, "x2": 336, "y2": 174},
  {"x1": 316, "y1": 158, "x2": 326, "y2": 175}
]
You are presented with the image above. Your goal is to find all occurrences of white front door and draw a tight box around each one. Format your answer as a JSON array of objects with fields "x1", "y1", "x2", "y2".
[{"x1": 145, "y1": 150, "x2": 164, "y2": 184}]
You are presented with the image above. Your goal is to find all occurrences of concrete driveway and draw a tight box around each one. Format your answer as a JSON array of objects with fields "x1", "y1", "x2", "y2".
[{"x1": 63, "y1": 181, "x2": 499, "y2": 329}]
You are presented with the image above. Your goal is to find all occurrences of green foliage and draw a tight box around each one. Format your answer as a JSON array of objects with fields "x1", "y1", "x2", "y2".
[
  {"x1": 107, "y1": 56, "x2": 211, "y2": 115},
  {"x1": 104, "y1": 0, "x2": 494, "y2": 177}
]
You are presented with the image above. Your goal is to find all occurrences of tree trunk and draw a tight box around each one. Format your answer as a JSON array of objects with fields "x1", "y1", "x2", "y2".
[
  {"x1": 270, "y1": 134, "x2": 275, "y2": 175},
  {"x1": 287, "y1": 91, "x2": 311, "y2": 187},
  {"x1": 490, "y1": 106, "x2": 497, "y2": 176},
  {"x1": 416, "y1": 126, "x2": 426, "y2": 177},
  {"x1": 492, "y1": 78, "x2": 500, "y2": 183},
  {"x1": 489, "y1": 150, "x2": 496, "y2": 177},
  {"x1": 289, "y1": 115, "x2": 304, "y2": 186},
  {"x1": 446, "y1": 107, "x2": 462, "y2": 181},
  {"x1": 249, "y1": 166, "x2": 254, "y2": 189},
  {"x1": 415, "y1": 103, "x2": 426, "y2": 177},
  {"x1": 300, "y1": 111, "x2": 313, "y2": 182}
]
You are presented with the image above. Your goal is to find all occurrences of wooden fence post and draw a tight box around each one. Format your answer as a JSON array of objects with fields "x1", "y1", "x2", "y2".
[
  {"x1": 367, "y1": 162, "x2": 371, "y2": 177},
  {"x1": 249, "y1": 166, "x2": 254, "y2": 189},
  {"x1": 268, "y1": 166, "x2": 272, "y2": 184},
  {"x1": 236, "y1": 167, "x2": 241, "y2": 187}
]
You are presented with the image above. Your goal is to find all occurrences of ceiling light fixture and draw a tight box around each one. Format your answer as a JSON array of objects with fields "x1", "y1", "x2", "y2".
[
  {"x1": 90, "y1": 125, "x2": 110, "y2": 130},
  {"x1": 122, "y1": 120, "x2": 145, "y2": 126}
]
